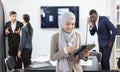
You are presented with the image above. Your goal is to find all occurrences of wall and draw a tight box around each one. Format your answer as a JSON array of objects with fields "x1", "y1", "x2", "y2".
[
  {"x1": 108, "y1": 0, "x2": 116, "y2": 69},
  {"x1": 2, "y1": 0, "x2": 116, "y2": 69},
  {"x1": 2, "y1": 0, "x2": 108, "y2": 57},
  {"x1": 2, "y1": 0, "x2": 117, "y2": 69}
]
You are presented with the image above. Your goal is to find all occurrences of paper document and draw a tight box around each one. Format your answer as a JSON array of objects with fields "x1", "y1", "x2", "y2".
[
  {"x1": 49, "y1": 61, "x2": 57, "y2": 66},
  {"x1": 29, "y1": 61, "x2": 51, "y2": 68},
  {"x1": 80, "y1": 59, "x2": 92, "y2": 66},
  {"x1": 31, "y1": 55, "x2": 50, "y2": 62}
]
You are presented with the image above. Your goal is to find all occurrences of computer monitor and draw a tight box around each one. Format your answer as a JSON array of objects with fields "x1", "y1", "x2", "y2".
[{"x1": 41, "y1": 6, "x2": 79, "y2": 28}]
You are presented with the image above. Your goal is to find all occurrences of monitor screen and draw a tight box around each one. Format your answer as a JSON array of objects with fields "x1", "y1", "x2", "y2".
[{"x1": 41, "y1": 6, "x2": 79, "y2": 28}]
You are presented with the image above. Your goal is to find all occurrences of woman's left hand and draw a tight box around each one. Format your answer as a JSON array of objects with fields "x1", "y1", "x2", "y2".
[
  {"x1": 82, "y1": 49, "x2": 90, "y2": 57},
  {"x1": 18, "y1": 51, "x2": 22, "y2": 58}
]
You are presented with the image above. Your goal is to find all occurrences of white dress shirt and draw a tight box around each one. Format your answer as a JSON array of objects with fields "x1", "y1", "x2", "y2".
[{"x1": 11, "y1": 21, "x2": 17, "y2": 33}]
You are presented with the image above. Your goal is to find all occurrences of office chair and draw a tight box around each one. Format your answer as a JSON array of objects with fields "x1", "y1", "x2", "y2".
[
  {"x1": 117, "y1": 57, "x2": 120, "y2": 69},
  {"x1": 90, "y1": 51, "x2": 102, "y2": 70}
]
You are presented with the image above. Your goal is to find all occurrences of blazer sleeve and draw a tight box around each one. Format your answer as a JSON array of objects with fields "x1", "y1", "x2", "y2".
[
  {"x1": 19, "y1": 22, "x2": 23, "y2": 28},
  {"x1": 19, "y1": 28, "x2": 26, "y2": 51},
  {"x1": 104, "y1": 17, "x2": 117, "y2": 43},
  {"x1": 50, "y1": 34, "x2": 67, "y2": 61},
  {"x1": 89, "y1": 23, "x2": 97, "y2": 35},
  {"x1": 4, "y1": 22, "x2": 10, "y2": 36}
]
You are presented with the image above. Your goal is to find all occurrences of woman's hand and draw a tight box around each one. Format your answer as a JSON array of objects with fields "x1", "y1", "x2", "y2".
[
  {"x1": 82, "y1": 49, "x2": 90, "y2": 57},
  {"x1": 18, "y1": 51, "x2": 22, "y2": 58},
  {"x1": 66, "y1": 46, "x2": 75, "y2": 53}
]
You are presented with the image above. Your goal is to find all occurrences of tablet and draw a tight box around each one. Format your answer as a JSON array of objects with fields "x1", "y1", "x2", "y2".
[{"x1": 73, "y1": 44, "x2": 95, "y2": 57}]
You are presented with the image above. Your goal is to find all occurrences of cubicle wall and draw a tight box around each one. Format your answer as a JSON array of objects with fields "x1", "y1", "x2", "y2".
[{"x1": 0, "y1": 0, "x2": 6, "y2": 72}]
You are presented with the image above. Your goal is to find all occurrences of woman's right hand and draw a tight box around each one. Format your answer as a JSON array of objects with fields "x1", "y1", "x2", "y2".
[
  {"x1": 66, "y1": 46, "x2": 75, "y2": 53},
  {"x1": 82, "y1": 49, "x2": 90, "y2": 57}
]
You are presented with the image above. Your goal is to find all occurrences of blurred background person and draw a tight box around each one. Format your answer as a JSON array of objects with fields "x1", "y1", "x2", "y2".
[
  {"x1": 5, "y1": 11, "x2": 23, "y2": 69},
  {"x1": 50, "y1": 12, "x2": 90, "y2": 72},
  {"x1": 88, "y1": 9, "x2": 117, "y2": 70},
  {"x1": 18, "y1": 14, "x2": 33, "y2": 68}
]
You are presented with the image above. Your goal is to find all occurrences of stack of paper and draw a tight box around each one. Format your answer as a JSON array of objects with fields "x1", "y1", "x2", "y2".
[
  {"x1": 31, "y1": 55, "x2": 50, "y2": 62},
  {"x1": 49, "y1": 61, "x2": 57, "y2": 66},
  {"x1": 80, "y1": 59, "x2": 92, "y2": 66},
  {"x1": 29, "y1": 61, "x2": 51, "y2": 68}
]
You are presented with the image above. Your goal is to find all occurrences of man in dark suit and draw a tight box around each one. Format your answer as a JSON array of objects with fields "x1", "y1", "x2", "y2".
[
  {"x1": 88, "y1": 9, "x2": 117, "y2": 70},
  {"x1": 5, "y1": 11, "x2": 23, "y2": 69}
]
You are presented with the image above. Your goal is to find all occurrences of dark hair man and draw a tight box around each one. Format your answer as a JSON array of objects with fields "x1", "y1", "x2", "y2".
[{"x1": 88, "y1": 9, "x2": 117, "y2": 70}]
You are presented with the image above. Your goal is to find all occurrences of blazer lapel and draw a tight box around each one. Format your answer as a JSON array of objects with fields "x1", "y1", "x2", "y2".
[
  {"x1": 15, "y1": 21, "x2": 18, "y2": 31},
  {"x1": 98, "y1": 16, "x2": 101, "y2": 32},
  {"x1": 9, "y1": 22, "x2": 13, "y2": 34}
]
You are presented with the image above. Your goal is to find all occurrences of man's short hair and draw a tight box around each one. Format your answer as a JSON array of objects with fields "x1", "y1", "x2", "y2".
[
  {"x1": 9, "y1": 11, "x2": 16, "y2": 16},
  {"x1": 89, "y1": 9, "x2": 97, "y2": 15}
]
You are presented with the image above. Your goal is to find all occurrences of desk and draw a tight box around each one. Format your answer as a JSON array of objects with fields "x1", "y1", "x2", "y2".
[
  {"x1": 22, "y1": 56, "x2": 100, "y2": 72},
  {"x1": 81, "y1": 56, "x2": 101, "y2": 71},
  {"x1": 16, "y1": 56, "x2": 118, "y2": 72},
  {"x1": 17, "y1": 68, "x2": 119, "y2": 72}
]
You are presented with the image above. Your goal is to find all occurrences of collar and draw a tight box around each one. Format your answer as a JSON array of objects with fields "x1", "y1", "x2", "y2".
[
  {"x1": 96, "y1": 15, "x2": 99, "y2": 24},
  {"x1": 23, "y1": 23, "x2": 27, "y2": 28},
  {"x1": 11, "y1": 21, "x2": 17, "y2": 25},
  {"x1": 95, "y1": 15, "x2": 99, "y2": 29}
]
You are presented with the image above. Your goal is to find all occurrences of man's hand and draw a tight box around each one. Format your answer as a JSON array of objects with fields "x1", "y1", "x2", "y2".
[
  {"x1": 5, "y1": 27, "x2": 10, "y2": 35},
  {"x1": 108, "y1": 41, "x2": 113, "y2": 47},
  {"x1": 66, "y1": 46, "x2": 75, "y2": 53},
  {"x1": 88, "y1": 18, "x2": 93, "y2": 28},
  {"x1": 15, "y1": 28, "x2": 21, "y2": 34}
]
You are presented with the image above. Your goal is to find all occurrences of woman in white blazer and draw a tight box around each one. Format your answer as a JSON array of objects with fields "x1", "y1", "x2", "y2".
[{"x1": 50, "y1": 12, "x2": 90, "y2": 72}]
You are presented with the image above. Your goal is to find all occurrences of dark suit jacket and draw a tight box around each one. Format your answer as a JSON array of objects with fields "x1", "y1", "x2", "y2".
[
  {"x1": 5, "y1": 21, "x2": 23, "y2": 55},
  {"x1": 90, "y1": 16, "x2": 117, "y2": 47}
]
